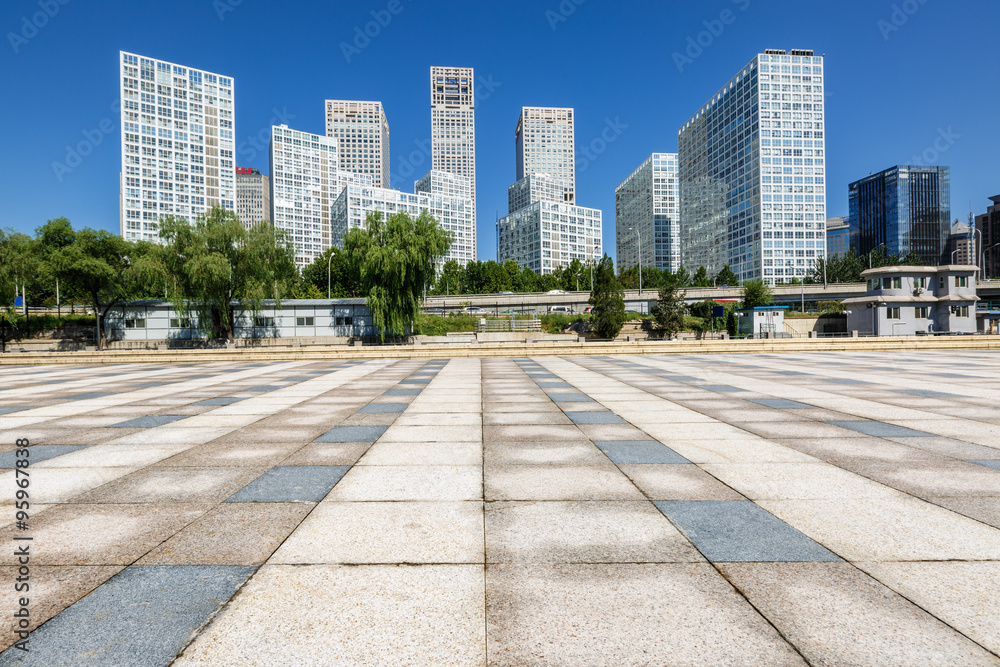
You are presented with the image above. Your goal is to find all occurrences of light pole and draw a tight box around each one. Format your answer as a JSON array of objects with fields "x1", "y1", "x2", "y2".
[
  {"x1": 327, "y1": 251, "x2": 334, "y2": 299},
  {"x1": 973, "y1": 227, "x2": 982, "y2": 283}
]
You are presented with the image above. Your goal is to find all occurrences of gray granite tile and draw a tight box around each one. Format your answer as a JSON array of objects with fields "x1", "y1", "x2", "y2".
[
  {"x1": 64, "y1": 392, "x2": 115, "y2": 400},
  {"x1": 596, "y1": 441, "x2": 690, "y2": 464},
  {"x1": 108, "y1": 415, "x2": 188, "y2": 429},
  {"x1": 0, "y1": 565, "x2": 255, "y2": 667},
  {"x1": 314, "y1": 425, "x2": 388, "y2": 443},
  {"x1": 226, "y1": 466, "x2": 350, "y2": 502},
  {"x1": 968, "y1": 460, "x2": 1000, "y2": 471},
  {"x1": 384, "y1": 388, "x2": 422, "y2": 396},
  {"x1": 400, "y1": 378, "x2": 432, "y2": 385},
  {"x1": 567, "y1": 411, "x2": 626, "y2": 425},
  {"x1": 192, "y1": 397, "x2": 244, "y2": 406},
  {"x1": 699, "y1": 385, "x2": 746, "y2": 393},
  {"x1": 550, "y1": 393, "x2": 593, "y2": 402},
  {"x1": 537, "y1": 381, "x2": 573, "y2": 388},
  {"x1": 894, "y1": 389, "x2": 963, "y2": 399},
  {"x1": 356, "y1": 403, "x2": 407, "y2": 414},
  {"x1": 746, "y1": 398, "x2": 814, "y2": 409},
  {"x1": 0, "y1": 407, "x2": 32, "y2": 415},
  {"x1": 0, "y1": 445, "x2": 90, "y2": 468},
  {"x1": 654, "y1": 500, "x2": 841, "y2": 562},
  {"x1": 825, "y1": 421, "x2": 934, "y2": 438}
]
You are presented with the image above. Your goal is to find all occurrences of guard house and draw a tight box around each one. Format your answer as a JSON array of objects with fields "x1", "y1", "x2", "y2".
[
  {"x1": 736, "y1": 306, "x2": 788, "y2": 338},
  {"x1": 104, "y1": 299, "x2": 377, "y2": 342},
  {"x1": 842, "y1": 266, "x2": 978, "y2": 336}
]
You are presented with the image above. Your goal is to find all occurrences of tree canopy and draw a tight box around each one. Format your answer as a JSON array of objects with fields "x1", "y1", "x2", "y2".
[
  {"x1": 741, "y1": 279, "x2": 775, "y2": 310},
  {"x1": 588, "y1": 255, "x2": 627, "y2": 339},
  {"x1": 810, "y1": 246, "x2": 922, "y2": 284},
  {"x1": 651, "y1": 282, "x2": 685, "y2": 338}
]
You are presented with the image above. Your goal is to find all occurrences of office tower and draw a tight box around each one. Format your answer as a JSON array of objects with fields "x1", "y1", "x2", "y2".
[
  {"x1": 848, "y1": 165, "x2": 950, "y2": 265},
  {"x1": 324, "y1": 100, "x2": 390, "y2": 188},
  {"x1": 679, "y1": 49, "x2": 827, "y2": 284},
  {"x1": 615, "y1": 153, "x2": 680, "y2": 272},
  {"x1": 946, "y1": 219, "x2": 975, "y2": 265},
  {"x1": 826, "y1": 216, "x2": 849, "y2": 259},
  {"x1": 430, "y1": 66, "x2": 477, "y2": 248},
  {"x1": 235, "y1": 167, "x2": 270, "y2": 229},
  {"x1": 498, "y1": 173, "x2": 602, "y2": 274},
  {"x1": 268, "y1": 125, "x2": 339, "y2": 270},
  {"x1": 330, "y1": 172, "x2": 474, "y2": 266},
  {"x1": 515, "y1": 107, "x2": 575, "y2": 204},
  {"x1": 975, "y1": 195, "x2": 1000, "y2": 278},
  {"x1": 119, "y1": 51, "x2": 235, "y2": 242}
]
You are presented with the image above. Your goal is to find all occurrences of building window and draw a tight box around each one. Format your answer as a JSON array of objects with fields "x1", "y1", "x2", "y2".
[
  {"x1": 939, "y1": 276, "x2": 945, "y2": 289},
  {"x1": 124, "y1": 318, "x2": 146, "y2": 329},
  {"x1": 915, "y1": 307, "x2": 929, "y2": 319},
  {"x1": 886, "y1": 307, "x2": 900, "y2": 320},
  {"x1": 296, "y1": 317, "x2": 315, "y2": 326},
  {"x1": 254, "y1": 317, "x2": 274, "y2": 327},
  {"x1": 335, "y1": 316, "x2": 353, "y2": 326},
  {"x1": 170, "y1": 318, "x2": 191, "y2": 328},
  {"x1": 956, "y1": 276, "x2": 968, "y2": 288},
  {"x1": 955, "y1": 306, "x2": 969, "y2": 317}
]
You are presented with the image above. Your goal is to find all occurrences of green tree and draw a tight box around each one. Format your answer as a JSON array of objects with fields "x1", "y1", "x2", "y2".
[
  {"x1": 810, "y1": 246, "x2": 923, "y2": 284},
  {"x1": 715, "y1": 264, "x2": 739, "y2": 286},
  {"x1": 741, "y1": 279, "x2": 774, "y2": 309},
  {"x1": 345, "y1": 210, "x2": 452, "y2": 340},
  {"x1": 692, "y1": 266, "x2": 712, "y2": 287},
  {"x1": 302, "y1": 247, "x2": 359, "y2": 298},
  {"x1": 141, "y1": 206, "x2": 297, "y2": 341},
  {"x1": 672, "y1": 265, "x2": 691, "y2": 288},
  {"x1": 560, "y1": 258, "x2": 585, "y2": 291},
  {"x1": 431, "y1": 259, "x2": 465, "y2": 295},
  {"x1": 35, "y1": 217, "x2": 77, "y2": 314},
  {"x1": 650, "y1": 282, "x2": 685, "y2": 338},
  {"x1": 56, "y1": 228, "x2": 143, "y2": 348},
  {"x1": 0, "y1": 230, "x2": 24, "y2": 351},
  {"x1": 588, "y1": 255, "x2": 627, "y2": 339}
]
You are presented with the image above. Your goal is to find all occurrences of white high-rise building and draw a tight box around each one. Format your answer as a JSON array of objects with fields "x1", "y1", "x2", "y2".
[
  {"x1": 235, "y1": 167, "x2": 270, "y2": 229},
  {"x1": 515, "y1": 107, "x2": 575, "y2": 204},
  {"x1": 269, "y1": 125, "x2": 339, "y2": 270},
  {"x1": 324, "y1": 100, "x2": 390, "y2": 188},
  {"x1": 498, "y1": 173, "x2": 601, "y2": 275},
  {"x1": 119, "y1": 51, "x2": 235, "y2": 241},
  {"x1": 331, "y1": 172, "x2": 473, "y2": 267},
  {"x1": 616, "y1": 153, "x2": 680, "y2": 272},
  {"x1": 679, "y1": 49, "x2": 826, "y2": 284},
  {"x1": 430, "y1": 66, "x2": 476, "y2": 249}
]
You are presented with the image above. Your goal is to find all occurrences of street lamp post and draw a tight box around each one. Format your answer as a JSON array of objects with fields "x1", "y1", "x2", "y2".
[
  {"x1": 629, "y1": 228, "x2": 642, "y2": 296},
  {"x1": 973, "y1": 228, "x2": 982, "y2": 283},
  {"x1": 327, "y1": 251, "x2": 334, "y2": 299}
]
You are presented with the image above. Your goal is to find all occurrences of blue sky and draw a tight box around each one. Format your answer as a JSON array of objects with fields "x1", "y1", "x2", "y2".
[{"x1": 2, "y1": 0, "x2": 998, "y2": 263}]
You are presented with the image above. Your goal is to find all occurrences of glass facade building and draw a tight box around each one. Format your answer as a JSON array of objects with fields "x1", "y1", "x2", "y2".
[
  {"x1": 848, "y1": 165, "x2": 951, "y2": 265},
  {"x1": 324, "y1": 100, "x2": 390, "y2": 188},
  {"x1": 430, "y1": 66, "x2": 477, "y2": 250},
  {"x1": 826, "y1": 216, "x2": 849, "y2": 258},
  {"x1": 615, "y1": 153, "x2": 680, "y2": 272},
  {"x1": 515, "y1": 107, "x2": 575, "y2": 204},
  {"x1": 119, "y1": 51, "x2": 235, "y2": 242},
  {"x1": 678, "y1": 49, "x2": 827, "y2": 284},
  {"x1": 235, "y1": 167, "x2": 270, "y2": 229},
  {"x1": 498, "y1": 200, "x2": 602, "y2": 275},
  {"x1": 975, "y1": 195, "x2": 1000, "y2": 279}
]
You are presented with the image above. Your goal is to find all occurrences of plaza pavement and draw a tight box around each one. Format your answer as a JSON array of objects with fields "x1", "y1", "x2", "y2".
[{"x1": 0, "y1": 351, "x2": 998, "y2": 665}]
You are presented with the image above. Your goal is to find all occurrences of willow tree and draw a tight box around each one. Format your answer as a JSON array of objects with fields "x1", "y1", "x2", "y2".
[
  {"x1": 344, "y1": 210, "x2": 452, "y2": 340},
  {"x1": 140, "y1": 206, "x2": 297, "y2": 341}
]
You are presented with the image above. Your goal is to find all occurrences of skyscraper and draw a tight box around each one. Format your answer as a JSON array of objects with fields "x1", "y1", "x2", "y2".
[
  {"x1": 848, "y1": 165, "x2": 951, "y2": 265},
  {"x1": 430, "y1": 66, "x2": 476, "y2": 242},
  {"x1": 119, "y1": 51, "x2": 235, "y2": 242},
  {"x1": 515, "y1": 107, "x2": 575, "y2": 204},
  {"x1": 975, "y1": 195, "x2": 1000, "y2": 278},
  {"x1": 615, "y1": 153, "x2": 680, "y2": 272},
  {"x1": 269, "y1": 125, "x2": 339, "y2": 269},
  {"x1": 679, "y1": 49, "x2": 827, "y2": 284},
  {"x1": 324, "y1": 100, "x2": 390, "y2": 188},
  {"x1": 235, "y1": 167, "x2": 270, "y2": 229}
]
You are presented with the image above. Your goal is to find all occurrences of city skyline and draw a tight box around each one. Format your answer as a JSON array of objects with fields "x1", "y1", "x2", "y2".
[{"x1": 3, "y1": 0, "x2": 997, "y2": 266}]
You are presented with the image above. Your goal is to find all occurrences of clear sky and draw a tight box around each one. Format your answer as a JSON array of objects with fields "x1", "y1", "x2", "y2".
[{"x1": 2, "y1": 0, "x2": 998, "y2": 263}]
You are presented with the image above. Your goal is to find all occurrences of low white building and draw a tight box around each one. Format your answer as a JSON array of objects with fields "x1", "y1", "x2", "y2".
[
  {"x1": 736, "y1": 307, "x2": 787, "y2": 337},
  {"x1": 843, "y1": 265, "x2": 978, "y2": 336}
]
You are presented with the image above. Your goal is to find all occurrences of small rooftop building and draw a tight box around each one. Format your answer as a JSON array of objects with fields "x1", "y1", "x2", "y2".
[
  {"x1": 735, "y1": 306, "x2": 788, "y2": 338},
  {"x1": 842, "y1": 266, "x2": 978, "y2": 336}
]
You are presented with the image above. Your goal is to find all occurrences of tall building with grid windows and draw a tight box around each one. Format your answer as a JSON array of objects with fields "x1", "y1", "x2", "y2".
[
  {"x1": 235, "y1": 167, "x2": 270, "y2": 229},
  {"x1": 848, "y1": 165, "x2": 951, "y2": 266},
  {"x1": 615, "y1": 153, "x2": 680, "y2": 272},
  {"x1": 324, "y1": 100, "x2": 390, "y2": 188},
  {"x1": 430, "y1": 66, "x2": 476, "y2": 252},
  {"x1": 678, "y1": 49, "x2": 827, "y2": 284},
  {"x1": 515, "y1": 107, "x2": 575, "y2": 204},
  {"x1": 119, "y1": 51, "x2": 235, "y2": 242},
  {"x1": 268, "y1": 125, "x2": 339, "y2": 270}
]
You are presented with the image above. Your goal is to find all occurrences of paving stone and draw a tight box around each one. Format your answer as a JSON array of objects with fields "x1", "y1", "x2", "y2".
[
  {"x1": 596, "y1": 440, "x2": 689, "y2": 464},
  {"x1": 225, "y1": 466, "x2": 350, "y2": 502},
  {"x1": 536, "y1": 381, "x2": 573, "y2": 388},
  {"x1": 698, "y1": 384, "x2": 746, "y2": 393},
  {"x1": 969, "y1": 460, "x2": 1000, "y2": 471},
  {"x1": 63, "y1": 392, "x2": 115, "y2": 400},
  {"x1": 0, "y1": 565, "x2": 255, "y2": 667},
  {"x1": 0, "y1": 407, "x2": 31, "y2": 415},
  {"x1": 825, "y1": 420, "x2": 934, "y2": 438},
  {"x1": 0, "y1": 444, "x2": 90, "y2": 468},
  {"x1": 107, "y1": 415, "x2": 189, "y2": 428},
  {"x1": 383, "y1": 387, "x2": 423, "y2": 396},
  {"x1": 549, "y1": 393, "x2": 594, "y2": 402},
  {"x1": 314, "y1": 425, "x2": 388, "y2": 443},
  {"x1": 620, "y1": 464, "x2": 745, "y2": 500},
  {"x1": 355, "y1": 402, "x2": 407, "y2": 414},
  {"x1": 566, "y1": 411, "x2": 626, "y2": 425},
  {"x1": 192, "y1": 397, "x2": 244, "y2": 406},
  {"x1": 746, "y1": 398, "x2": 814, "y2": 409},
  {"x1": 399, "y1": 378, "x2": 432, "y2": 384},
  {"x1": 654, "y1": 500, "x2": 841, "y2": 562}
]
